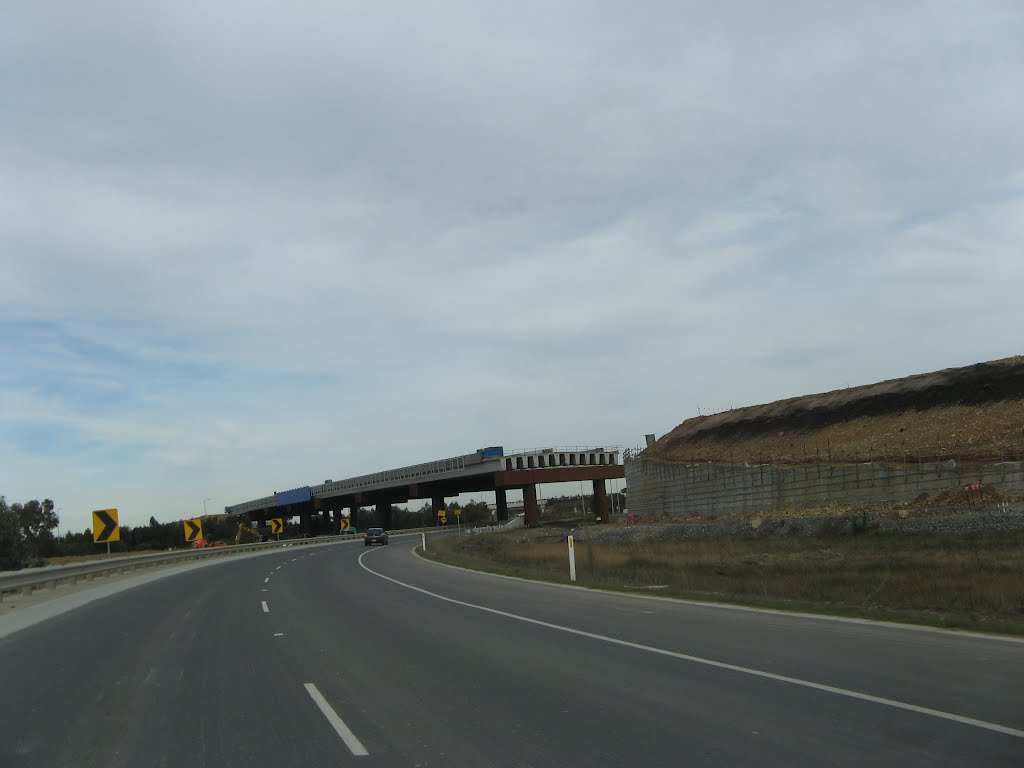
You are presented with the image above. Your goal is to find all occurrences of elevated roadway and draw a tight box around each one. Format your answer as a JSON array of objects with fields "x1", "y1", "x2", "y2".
[{"x1": 226, "y1": 446, "x2": 624, "y2": 531}]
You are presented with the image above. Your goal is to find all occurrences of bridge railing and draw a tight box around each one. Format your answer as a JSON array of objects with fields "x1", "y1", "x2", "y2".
[
  {"x1": 504, "y1": 445, "x2": 621, "y2": 456},
  {"x1": 224, "y1": 495, "x2": 276, "y2": 515},
  {"x1": 499, "y1": 447, "x2": 622, "y2": 471},
  {"x1": 312, "y1": 455, "x2": 473, "y2": 497}
]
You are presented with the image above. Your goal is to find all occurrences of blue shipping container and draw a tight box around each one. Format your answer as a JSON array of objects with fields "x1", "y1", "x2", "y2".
[{"x1": 276, "y1": 486, "x2": 311, "y2": 506}]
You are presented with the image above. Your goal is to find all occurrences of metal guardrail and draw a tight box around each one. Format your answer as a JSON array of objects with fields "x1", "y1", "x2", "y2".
[{"x1": 0, "y1": 528, "x2": 425, "y2": 601}]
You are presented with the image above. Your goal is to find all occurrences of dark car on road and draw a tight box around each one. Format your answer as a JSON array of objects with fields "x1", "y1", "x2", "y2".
[{"x1": 364, "y1": 527, "x2": 389, "y2": 546}]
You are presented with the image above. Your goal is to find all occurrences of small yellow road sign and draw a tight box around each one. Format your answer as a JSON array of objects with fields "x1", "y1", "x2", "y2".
[
  {"x1": 270, "y1": 518, "x2": 284, "y2": 534},
  {"x1": 92, "y1": 509, "x2": 120, "y2": 543},
  {"x1": 184, "y1": 518, "x2": 203, "y2": 542},
  {"x1": 340, "y1": 518, "x2": 350, "y2": 531}
]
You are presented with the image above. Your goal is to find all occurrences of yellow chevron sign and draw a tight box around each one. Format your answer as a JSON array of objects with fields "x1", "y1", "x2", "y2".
[
  {"x1": 92, "y1": 509, "x2": 119, "y2": 543},
  {"x1": 184, "y1": 518, "x2": 203, "y2": 542},
  {"x1": 270, "y1": 518, "x2": 284, "y2": 534}
]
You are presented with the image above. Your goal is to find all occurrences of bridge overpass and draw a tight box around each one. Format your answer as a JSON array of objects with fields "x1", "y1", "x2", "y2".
[{"x1": 226, "y1": 446, "x2": 623, "y2": 532}]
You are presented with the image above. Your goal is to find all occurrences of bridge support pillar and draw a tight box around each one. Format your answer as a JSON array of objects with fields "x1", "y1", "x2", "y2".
[
  {"x1": 593, "y1": 479, "x2": 610, "y2": 524},
  {"x1": 523, "y1": 485, "x2": 540, "y2": 526},
  {"x1": 348, "y1": 504, "x2": 358, "y2": 530},
  {"x1": 301, "y1": 512, "x2": 311, "y2": 536},
  {"x1": 432, "y1": 496, "x2": 445, "y2": 526},
  {"x1": 331, "y1": 508, "x2": 340, "y2": 533},
  {"x1": 376, "y1": 502, "x2": 393, "y2": 530},
  {"x1": 495, "y1": 488, "x2": 508, "y2": 522}
]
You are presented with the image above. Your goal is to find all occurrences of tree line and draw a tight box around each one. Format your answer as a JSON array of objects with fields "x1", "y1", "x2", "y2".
[
  {"x1": 0, "y1": 496, "x2": 243, "y2": 570},
  {"x1": 0, "y1": 495, "x2": 497, "y2": 571},
  {"x1": 0, "y1": 491, "x2": 616, "y2": 571}
]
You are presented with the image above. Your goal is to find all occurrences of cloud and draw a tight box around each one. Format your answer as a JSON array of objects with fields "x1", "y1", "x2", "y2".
[{"x1": 2, "y1": 1, "x2": 1023, "y2": 531}]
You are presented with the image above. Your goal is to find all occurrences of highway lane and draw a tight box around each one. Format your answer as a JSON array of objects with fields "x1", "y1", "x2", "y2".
[
  {"x1": 373, "y1": 540, "x2": 1024, "y2": 734},
  {"x1": 0, "y1": 535, "x2": 1021, "y2": 766},
  {"x1": 0, "y1": 545, "x2": 371, "y2": 767}
]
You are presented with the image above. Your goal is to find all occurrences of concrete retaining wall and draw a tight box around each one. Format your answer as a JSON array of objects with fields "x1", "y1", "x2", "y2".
[{"x1": 624, "y1": 456, "x2": 1024, "y2": 519}]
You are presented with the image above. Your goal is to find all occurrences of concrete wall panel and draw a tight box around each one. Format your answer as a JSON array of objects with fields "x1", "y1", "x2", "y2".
[{"x1": 624, "y1": 457, "x2": 1024, "y2": 519}]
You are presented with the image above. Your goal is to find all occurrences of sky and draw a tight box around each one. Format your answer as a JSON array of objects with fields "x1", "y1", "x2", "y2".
[{"x1": 2, "y1": 1, "x2": 1022, "y2": 533}]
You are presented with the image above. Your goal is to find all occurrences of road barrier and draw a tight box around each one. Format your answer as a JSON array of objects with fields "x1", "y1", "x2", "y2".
[{"x1": 0, "y1": 528, "x2": 425, "y2": 601}]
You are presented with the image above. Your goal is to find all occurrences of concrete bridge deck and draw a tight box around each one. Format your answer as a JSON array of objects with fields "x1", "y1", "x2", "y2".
[{"x1": 226, "y1": 446, "x2": 623, "y2": 531}]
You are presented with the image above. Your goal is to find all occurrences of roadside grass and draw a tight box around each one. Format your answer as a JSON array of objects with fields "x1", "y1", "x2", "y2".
[{"x1": 422, "y1": 530, "x2": 1024, "y2": 636}]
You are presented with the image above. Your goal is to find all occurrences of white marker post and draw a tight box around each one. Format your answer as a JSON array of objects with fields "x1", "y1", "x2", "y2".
[
  {"x1": 568, "y1": 535, "x2": 577, "y2": 582},
  {"x1": 421, "y1": 531, "x2": 427, "y2": 552}
]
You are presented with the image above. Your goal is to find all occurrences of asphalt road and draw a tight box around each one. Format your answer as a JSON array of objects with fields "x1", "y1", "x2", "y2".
[{"x1": 0, "y1": 534, "x2": 1021, "y2": 767}]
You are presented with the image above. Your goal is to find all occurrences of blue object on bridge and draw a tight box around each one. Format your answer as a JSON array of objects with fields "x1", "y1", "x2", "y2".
[
  {"x1": 276, "y1": 486, "x2": 311, "y2": 506},
  {"x1": 479, "y1": 446, "x2": 504, "y2": 459}
]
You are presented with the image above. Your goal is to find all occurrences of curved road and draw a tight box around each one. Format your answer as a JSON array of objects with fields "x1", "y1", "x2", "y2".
[{"x1": 0, "y1": 536, "x2": 1021, "y2": 766}]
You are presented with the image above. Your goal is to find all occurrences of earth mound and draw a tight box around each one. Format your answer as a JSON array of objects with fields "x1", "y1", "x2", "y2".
[{"x1": 646, "y1": 357, "x2": 1024, "y2": 464}]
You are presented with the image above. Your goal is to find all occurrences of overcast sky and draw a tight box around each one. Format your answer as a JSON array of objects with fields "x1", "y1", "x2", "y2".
[{"x1": 2, "y1": 1, "x2": 1022, "y2": 532}]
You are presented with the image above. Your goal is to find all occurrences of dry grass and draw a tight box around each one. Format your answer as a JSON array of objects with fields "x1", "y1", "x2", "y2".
[
  {"x1": 425, "y1": 529, "x2": 1024, "y2": 635},
  {"x1": 649, "y1": 401, "x2": 1024, "y2": 465}
]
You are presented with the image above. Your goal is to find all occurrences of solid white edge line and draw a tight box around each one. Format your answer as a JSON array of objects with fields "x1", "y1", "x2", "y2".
[
  {"x1": 304, "y1": 682, "x2": 369, "y2": 756},
  {"x1": 261, "y1": 600, "x2": 269, "y2": 613},
  {"x1": 358, "y1": 548, "x2": 1024, "y2": 741},
  {"x1": 410, "y1": 543, "x2": 1024, "y2": 645}
]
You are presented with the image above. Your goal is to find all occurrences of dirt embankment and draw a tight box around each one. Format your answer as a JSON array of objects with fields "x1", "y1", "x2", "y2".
[{"x1": 646, "y1": 357, "x2": 1024, "y2": 464}]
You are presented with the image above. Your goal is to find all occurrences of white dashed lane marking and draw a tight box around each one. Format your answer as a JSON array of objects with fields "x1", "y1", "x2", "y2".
[{"x1": 304, "y1": 683, "x2": 369, "y2": 757}]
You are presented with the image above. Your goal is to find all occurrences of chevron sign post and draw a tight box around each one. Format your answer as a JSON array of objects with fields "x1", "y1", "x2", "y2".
[{"x1": 92, "y1": 509, "x2": 119, "y2": 558}]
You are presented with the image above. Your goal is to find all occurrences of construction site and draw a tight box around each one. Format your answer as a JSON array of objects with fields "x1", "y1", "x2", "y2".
[{"x1": 625, "y1": 356, "x2": 1024, "y2": 524}]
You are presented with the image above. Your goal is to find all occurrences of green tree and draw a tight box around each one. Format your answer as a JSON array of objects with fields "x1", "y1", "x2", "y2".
[
  {"x1": 13, "y1": 498, "x2": 59, "y2": 559},
  {"x1": 354, "y1": 507, "x2": 375, "y2": 530},
  {"x1": 0, "y1": 496, "x2": 29, "y2": 570},
  {"x1": 414, "y1": 501, "x2": 441, "y2": 527},
  {"x1": 392, "y1": 504, "x2": 435, "y2": 529},
  {"x1": 460, "y1": 500, "x2": 492, "y2": 525}
]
